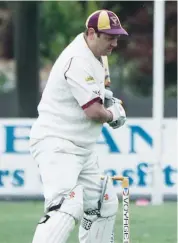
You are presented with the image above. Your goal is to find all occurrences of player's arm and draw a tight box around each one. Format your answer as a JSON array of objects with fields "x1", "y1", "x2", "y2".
[
  {"x1": 84, "y1": 101, "x2": 113, "y2": 123},
  {"x1": 64, "y1": 56, "x2": 124, "y2": 125}
]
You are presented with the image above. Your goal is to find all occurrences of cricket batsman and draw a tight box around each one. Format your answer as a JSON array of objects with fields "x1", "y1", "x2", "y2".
[{"x1": 29, "y1": 9, "x2": 128, "y2": 243}]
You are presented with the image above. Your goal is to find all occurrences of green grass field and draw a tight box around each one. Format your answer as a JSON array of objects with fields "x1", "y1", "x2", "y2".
[{"x1": 0, "y1": 201, "x2": 177, "y2": 243}]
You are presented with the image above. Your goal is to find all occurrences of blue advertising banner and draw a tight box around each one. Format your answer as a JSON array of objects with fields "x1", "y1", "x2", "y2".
[{"x1": 0, "y1": 118, "x2": 177, "y2": 198}]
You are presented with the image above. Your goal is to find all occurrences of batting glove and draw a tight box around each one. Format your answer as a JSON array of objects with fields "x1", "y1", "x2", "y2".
[
  {"x1": 104, "y1": 88, "x2": 113, "y2": 99},
  {"x1": 107, "y1": 98, "x2": 126, "y2": 129}
]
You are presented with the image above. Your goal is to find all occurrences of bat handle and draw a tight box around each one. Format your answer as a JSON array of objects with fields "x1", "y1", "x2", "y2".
[{"x1": 104, "y1": 86, "x2": 113, "y2": 108}]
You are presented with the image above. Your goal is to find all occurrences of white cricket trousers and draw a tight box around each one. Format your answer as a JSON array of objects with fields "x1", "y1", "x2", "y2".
[{"x1": 29, "y1": 137, "x2": 103, "y2": 212}]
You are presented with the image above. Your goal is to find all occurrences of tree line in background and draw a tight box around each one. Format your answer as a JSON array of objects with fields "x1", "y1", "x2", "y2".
[{"x1": 0, "y1": 1, "x2": 177, "y2": 97}]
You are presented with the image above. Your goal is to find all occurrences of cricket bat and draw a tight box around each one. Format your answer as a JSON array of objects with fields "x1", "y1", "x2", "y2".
[
  {"x1": 102, "y1": 56, "x2": 123, "y2": 108},
  {"x1": 101, "y1": 55, "x2": 111, "y2": 87},
  {"x1": 101, "y1": 56, "x2": 113, "y2": 108}
]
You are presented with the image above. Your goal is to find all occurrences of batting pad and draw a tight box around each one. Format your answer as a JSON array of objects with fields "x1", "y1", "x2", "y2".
[
  {"x1": 79, "y1": 215, "x2": 116, "y2": 243},
  {"x1": 32, "y1": 211, "x2": 75, "y2": 243},
  {"x1": 79, "y1": 176, "x2": 118, "y2": 243},
  {"x1": 59, "y1": 184, "x2": 84, "y2": 222},
  {"x1": 32, "y1": 185, "x2": 84, "y2": 243}
]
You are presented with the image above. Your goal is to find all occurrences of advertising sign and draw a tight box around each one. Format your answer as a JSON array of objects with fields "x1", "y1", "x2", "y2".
[{"x1": 0, "y1": 119, "x2": 177, "y2": 198}]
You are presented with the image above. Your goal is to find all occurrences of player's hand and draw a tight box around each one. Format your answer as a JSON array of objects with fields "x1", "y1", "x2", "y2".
[
  {"x1": 104, "y1": 89, "x2": 123, "y2": 108},
  {"x1": 104, "y1": 89, "x2": 113, "y2": 99},
  {"x1": 107, "y1": 98, "x2": 126, "y2": 129}
]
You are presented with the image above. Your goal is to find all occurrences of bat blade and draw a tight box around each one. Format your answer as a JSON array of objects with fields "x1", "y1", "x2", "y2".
[
  {"x1": 101, "y1": 56, "x2": 111, "y2": 87},
  {"x1": 101, "y1": 56, "x2": 113, "y2": 107}
]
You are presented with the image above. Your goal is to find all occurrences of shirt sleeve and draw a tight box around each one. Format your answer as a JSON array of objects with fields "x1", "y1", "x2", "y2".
[{"x1": 64, "y1": 57, "x2": 103, "y2": 109}]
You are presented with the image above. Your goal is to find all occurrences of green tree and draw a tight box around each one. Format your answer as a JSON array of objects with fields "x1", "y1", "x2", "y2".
[
  {"x1": 40, "y1": 1, "x2": 102, "y2": 63},
  {"x1": 40, "y1": 1, "x2": 85, "y2": 62}
]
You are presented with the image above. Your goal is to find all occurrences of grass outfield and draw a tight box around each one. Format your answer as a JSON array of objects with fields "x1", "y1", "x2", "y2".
[{"x1": 0, "y1": 201, "x2": 177, "y2": 243}]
